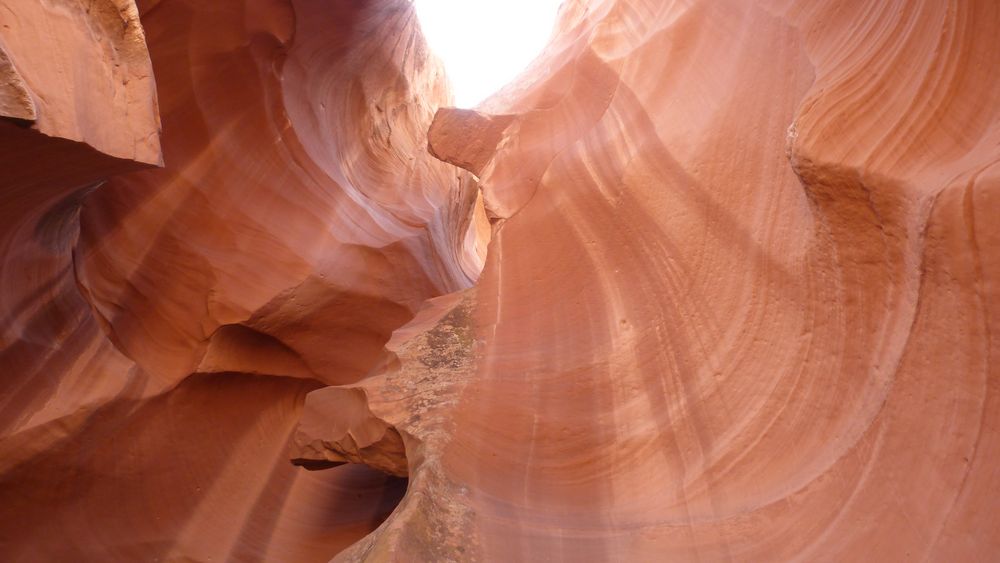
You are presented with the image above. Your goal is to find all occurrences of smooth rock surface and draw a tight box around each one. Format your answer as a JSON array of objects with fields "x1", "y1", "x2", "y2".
[
  {"x1": 0, "y1": 0, "x2": 480, "y2": 560},
  {"x1": 303, "y1": 0, "x2": 1000, "y2": 560},
  {"x1": 1, "y1": 0, "x2": 999, "y2": 561}
]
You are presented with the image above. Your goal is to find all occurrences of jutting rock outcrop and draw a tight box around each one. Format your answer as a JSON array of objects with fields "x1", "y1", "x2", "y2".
[{"x1": 2, "y1": 0, "x2": 999, "y2": 561}]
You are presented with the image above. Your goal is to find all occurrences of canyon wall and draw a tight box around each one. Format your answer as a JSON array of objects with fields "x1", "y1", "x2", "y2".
[
  {"x1": 1, "y1": 0, "x2": 998, "y2": 561},
  {"x1": 0, "y1": 0, "x2": 481, "y2": 560}
]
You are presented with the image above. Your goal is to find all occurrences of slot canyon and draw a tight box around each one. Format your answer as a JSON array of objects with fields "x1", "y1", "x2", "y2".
[{"x1": 1, "y1": 0, "x2": 998, "y2": 560}]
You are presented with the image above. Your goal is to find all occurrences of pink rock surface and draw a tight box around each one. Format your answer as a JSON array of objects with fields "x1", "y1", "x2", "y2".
[
  {"x1": 2, "y1": 0, "x2": 999, "y2": 561},
  {"x1": 300, "y1": 0, "x2": 1000, "y2": 560},
  {"x1": 0, "y1": 0, "x2": 478, "y2": 560}
]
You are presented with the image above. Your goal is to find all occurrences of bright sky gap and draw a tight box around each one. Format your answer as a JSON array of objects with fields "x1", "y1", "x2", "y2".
[{"x1": 413, "y1": 0, "x2": 564, "y2": 108}]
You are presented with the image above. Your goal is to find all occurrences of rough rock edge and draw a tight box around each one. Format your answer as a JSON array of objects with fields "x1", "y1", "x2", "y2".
[
  {"x1": 427, "y1": 108, "x2": 515, "y2": 178},
  {"x1": 0, "y1": 43, "x2": 36, "y2": 121},
  {"x1": 291, "y1": 290, "x2": 482, "y2": 561}
]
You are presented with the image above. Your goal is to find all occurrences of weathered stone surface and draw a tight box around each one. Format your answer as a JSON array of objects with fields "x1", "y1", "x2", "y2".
[
  {"x1": 2, "y1": 0, "x2": 999, "y2": 561},
  {"x1": 0, "y1": 0, "x2": 479, "y2": 560},
  {"x1": 302, "y1": 0, "x2": 1000, "y2": 560}
]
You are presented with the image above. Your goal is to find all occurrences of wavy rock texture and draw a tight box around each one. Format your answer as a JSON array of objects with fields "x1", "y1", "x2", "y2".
[
  {"x1": 2, "y1": 0, "x2": 999, "y2": 561},
  {"x1": 299, "y1": 0, "x2": 1000, "y2": 560},
  {"x1": 0, "y1": 0, "x2": 480, "y2": 560}
]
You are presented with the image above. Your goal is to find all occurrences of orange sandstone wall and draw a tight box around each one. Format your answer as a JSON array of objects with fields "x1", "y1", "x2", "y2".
[
  {"x1": 304, "y1": 0, "x2": 1000, "y2": 560},
  {"x1": 0, "y1": 0, "x2": 480, "y2": 560},
  {"x1": 1, "y1": 0, "x2": 999, "y2": 561}
]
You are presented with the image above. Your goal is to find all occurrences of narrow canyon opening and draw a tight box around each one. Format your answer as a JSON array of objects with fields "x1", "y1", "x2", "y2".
[{"x1": 412, "y1": 0, "x2": 563, "y2": 107}]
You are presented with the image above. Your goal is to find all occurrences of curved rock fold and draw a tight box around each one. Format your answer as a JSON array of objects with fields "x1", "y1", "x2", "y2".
[{"x1": 1, "y1": 0, "x2": 998, "y2": 561}]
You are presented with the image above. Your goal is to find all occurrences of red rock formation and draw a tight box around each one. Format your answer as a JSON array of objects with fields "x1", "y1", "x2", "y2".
[
  {"x1": 2, "y1": 0, "x2": 999, "y2": 561},
  {"x1": 0, "y1": 0, "x2": 479, "y2": 560},
  {"x1": 298, "y1": 0, "x2": 1000, "y2": 560}
]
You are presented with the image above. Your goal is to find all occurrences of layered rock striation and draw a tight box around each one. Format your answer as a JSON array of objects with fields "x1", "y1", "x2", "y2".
[
  {"x1": 1, "y1": 0, "x2": 999, "y2": 561},
  {"x1": 1, "y1": 0, "x2": 481, "y2": 560},
  {"x1": 297, "y1": 0, "x2": 1000, "y2": 560}
]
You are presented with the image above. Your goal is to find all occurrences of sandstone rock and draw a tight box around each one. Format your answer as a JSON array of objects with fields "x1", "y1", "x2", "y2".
[
  {"x1": 2, "y1": 0, "x2": 999, "y2": 561},
  {"x1": 300, "y1": 0, "x2": 1000, "y2": 560},
  {"x1": 0, "y1": 0, "x2": 480, "y2": 560}
]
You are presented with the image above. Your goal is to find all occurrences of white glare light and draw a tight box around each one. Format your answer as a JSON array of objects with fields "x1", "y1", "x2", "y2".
[{"x1": 413, "y1": 0, "x2": 564, "y2": 108}]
